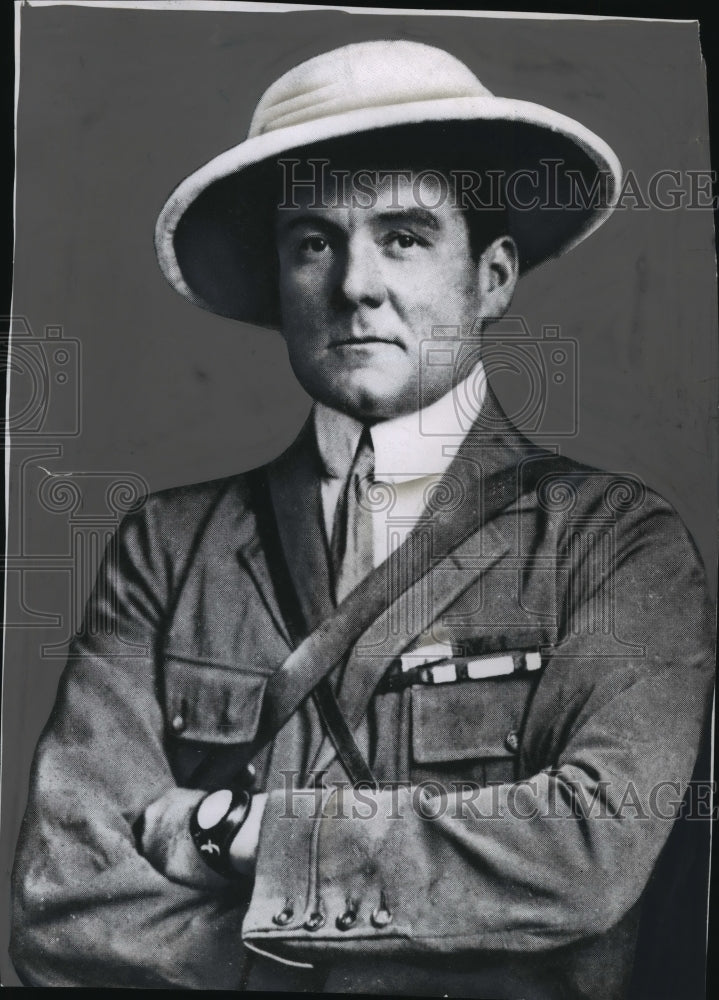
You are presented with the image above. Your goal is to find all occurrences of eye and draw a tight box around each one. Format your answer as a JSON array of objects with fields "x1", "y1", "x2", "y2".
[
  {"x1": 299, "y1": 235, "x2": 329, "y2": 254},
  {"x1": 384, "y1": 231, "x2": 428, "y2": 251}
]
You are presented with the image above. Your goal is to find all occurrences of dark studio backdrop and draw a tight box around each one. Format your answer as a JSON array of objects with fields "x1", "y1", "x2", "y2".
[{"x1": 1, "y1": 2, "x2": 716, "y2": 992}]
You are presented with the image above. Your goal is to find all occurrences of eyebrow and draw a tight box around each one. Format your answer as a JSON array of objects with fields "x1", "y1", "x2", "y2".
[
  {"x1": 373, "y1": 209, "x2": 441, "y2": 231},
  {"x1": 275, "y1": 207, "x2": 443, "y2": 236},
  {"x1": 275, "y1": 213, "x2": 344, "y2": 237}
]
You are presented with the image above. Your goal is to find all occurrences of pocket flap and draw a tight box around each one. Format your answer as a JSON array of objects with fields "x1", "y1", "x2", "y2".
[
  {"x1": 411, "y1": 674, "x2": 534, "y2": 763},
  {"x1": 163, "y1": 656, "x2": 269, "y2": 745}
]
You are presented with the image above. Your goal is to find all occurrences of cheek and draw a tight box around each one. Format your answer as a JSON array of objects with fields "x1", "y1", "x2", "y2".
[
  {"x1": 397, "y1": 256, "x2": 477, "y2": 311},
  {"x1": 280, "y1": 269, "x2": 331, "y2": 326},
  {"x1": 398, "y1": 283, "x2": 475, "y2": 346}
]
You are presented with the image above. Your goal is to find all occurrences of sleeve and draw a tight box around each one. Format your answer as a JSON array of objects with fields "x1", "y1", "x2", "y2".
[
  {"x1": 241, "y1": 494, "x2": 715, "y2": 963},
  {"x1": 10, "y1": 498, "x2": 250, "y2": 989}
]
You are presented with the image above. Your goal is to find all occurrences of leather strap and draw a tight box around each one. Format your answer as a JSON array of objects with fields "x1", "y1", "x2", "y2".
[
  {"x1": 249, "y1": 466, "x2": 376, "y2": 787},
  {"x1": 311, "y1": 677, "x2": 377, "y2": 787},
  {"x1": 256, "y1": 453, "x2": 577, "y2": 738},
  {"x1": 190, "y1": 452, "x2": 577, "y2": 789}
]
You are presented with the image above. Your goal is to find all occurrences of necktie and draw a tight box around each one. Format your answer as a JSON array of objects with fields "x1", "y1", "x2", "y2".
[{"x1": 330, "y1": 426, "x2": 375, "y2": 604}]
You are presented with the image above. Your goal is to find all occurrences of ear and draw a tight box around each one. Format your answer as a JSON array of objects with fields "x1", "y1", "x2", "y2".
[{"x1": 477, "y1": 236, "x2": 519, "y2": 327}]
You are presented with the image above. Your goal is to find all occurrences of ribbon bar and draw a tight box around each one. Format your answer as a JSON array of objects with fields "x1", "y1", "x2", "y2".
[{"x1": 377, "y1": 650, "x2": 542, "y2": 693}]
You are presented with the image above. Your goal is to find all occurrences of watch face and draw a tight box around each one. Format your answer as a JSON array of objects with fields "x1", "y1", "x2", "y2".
[{"x1": 196, "y1": 789, "x2": 233, "y2": 830}]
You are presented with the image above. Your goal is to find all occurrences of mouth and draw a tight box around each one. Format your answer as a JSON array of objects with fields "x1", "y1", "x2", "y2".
[{"x1": 329, "y1": 336, "x2": 403, "y2": 349}]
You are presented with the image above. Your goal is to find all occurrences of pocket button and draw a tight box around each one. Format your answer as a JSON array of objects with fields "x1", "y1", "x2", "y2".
[{"x1": 505, "y1": 729, "x2": 520, "y2": 753}]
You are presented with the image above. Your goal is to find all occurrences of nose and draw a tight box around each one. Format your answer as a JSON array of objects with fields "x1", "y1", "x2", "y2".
[{"x1": 337, "y1": 238, "x2": 386, "y2": 309}]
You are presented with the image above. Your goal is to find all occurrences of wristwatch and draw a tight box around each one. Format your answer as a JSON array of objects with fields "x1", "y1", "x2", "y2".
[{"x1": 190, "y1": 787, "x2": 253, "y2": 878}]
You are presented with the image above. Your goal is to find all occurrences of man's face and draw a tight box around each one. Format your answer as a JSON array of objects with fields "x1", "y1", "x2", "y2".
[{"x1": 276, "y1": 169, "x2": 516, "y2": 422}]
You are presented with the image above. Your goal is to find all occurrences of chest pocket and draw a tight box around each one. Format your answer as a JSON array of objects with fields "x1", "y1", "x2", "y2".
[
  {"x1": 161, "y1": 656, "x2": 272, "y2": 788},
  {"x1": 410, "y1": 668, "x2": 539, "y2": 787},
  {"x1": 163, "y1": 656, "x2": 270, "y2": 743}
]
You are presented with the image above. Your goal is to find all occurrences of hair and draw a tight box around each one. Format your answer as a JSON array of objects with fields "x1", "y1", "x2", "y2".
[{"x1": 462, "y1": 201, "x2": 511, "y2": 264}]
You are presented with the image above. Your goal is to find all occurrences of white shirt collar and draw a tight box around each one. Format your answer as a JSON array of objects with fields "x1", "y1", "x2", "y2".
[{"x1": 314, "y1": 360, "x2": 487, "y2": 484}]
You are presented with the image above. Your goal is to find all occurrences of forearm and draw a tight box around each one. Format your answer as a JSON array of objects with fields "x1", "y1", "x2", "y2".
[
  {"x1": 11, "y1": 653, "x2": 250, "y2": 987},
  {"x1": 242, "y1": 758, "x2": 698, "y2": 965},
  {"x1": 10, "y1": 496, "x2": 271, "y2": 987},
  {"x1": 12, "y1": 850, "x2": 248, "y2": 988},
  {"x1": 11, "y1": 776, "x2": 250, "y2": 988},
  {"x1": 244, "y1": 608, "x2": 713, "y2": 966}
]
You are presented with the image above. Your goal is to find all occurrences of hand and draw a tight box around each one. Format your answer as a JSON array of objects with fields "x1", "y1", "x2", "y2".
[
  {"x1": 228, "y1": 792, "x2": 268, "y2": 875},
  {"x1": 141, "y1": 786, "x2": 230, "y2": 890}
]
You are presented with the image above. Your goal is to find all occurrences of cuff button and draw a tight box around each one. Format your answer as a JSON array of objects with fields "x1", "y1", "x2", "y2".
[
  {"x1": 370, "y1": 906, "x2": 392, "y2": 929},
  {"x1": 336, "y1": 908, "x2": 357, "y2": 931},
  {"x1": 304, "y1": 910, "x2": 326, "y2": 932},
  {"x1": 272, "y1": 905, "x2": 294, "y2": 927}
]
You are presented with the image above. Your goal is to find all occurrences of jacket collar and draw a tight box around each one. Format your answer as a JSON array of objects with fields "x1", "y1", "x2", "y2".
[
  {"x1": 258, "y1": 386, "x2": 546, "y2": 639},
  {"x1": 313, "y1": 359, "x2": 489, "y2": 485}
]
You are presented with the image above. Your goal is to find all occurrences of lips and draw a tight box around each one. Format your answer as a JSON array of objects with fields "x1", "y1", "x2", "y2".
[{"x1": 329, "y1": 335, "x2": 402, "y2": 348}]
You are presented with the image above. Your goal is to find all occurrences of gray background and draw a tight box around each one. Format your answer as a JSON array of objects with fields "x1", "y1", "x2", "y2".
[{"x1": 1, "y1": 3, "x2": 716, "y2": 986}]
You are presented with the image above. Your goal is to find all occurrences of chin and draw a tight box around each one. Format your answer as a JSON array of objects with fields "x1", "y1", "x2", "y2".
[
  {"x1": 294, "y1": 363, "x2": 418, "y2": 420},
  {"x1": 325, "y1": 387, "x2": 417, "y2": 423}
]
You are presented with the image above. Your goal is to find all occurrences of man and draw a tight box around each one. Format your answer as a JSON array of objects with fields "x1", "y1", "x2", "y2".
[{"x1": 10, "y1": 40, "x2": 713, "y2": 997}]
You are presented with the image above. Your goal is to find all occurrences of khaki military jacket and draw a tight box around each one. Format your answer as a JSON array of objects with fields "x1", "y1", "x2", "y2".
[{"x1": 11, "y1": 401, "x2": 714, "y2": 997}]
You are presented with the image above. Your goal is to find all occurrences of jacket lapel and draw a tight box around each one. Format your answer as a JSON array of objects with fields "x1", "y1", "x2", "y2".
[
  {"x1": 241, "y1": 420, "x2": 336, "y2": 787},
  {"x1": 264, "y1": 417, "x2": 335, "y2": 633},
  {"x1": 258, "y1": 391, "x2": 555, "y2": 743},
  {"x1": 333, "y1": 388, "x2": 549, "y2": 731}
]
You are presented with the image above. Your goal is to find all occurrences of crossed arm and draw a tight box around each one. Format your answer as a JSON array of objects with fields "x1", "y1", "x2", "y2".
[{"x1": 10, "y1": 494, "x2": 714, "y2": 987}]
